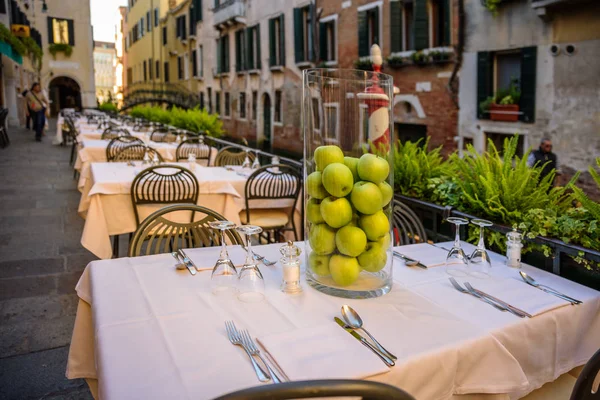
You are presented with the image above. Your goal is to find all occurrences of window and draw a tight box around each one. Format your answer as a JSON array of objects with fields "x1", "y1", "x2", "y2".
[
  {"x1": 216, "y1": 34, "x2": 230, "y2": 74},
  {"x1": 235, "y1": 29, "x2": 247, "y2": 72},
  {"x1": 154, "y1": 8, "x2": 159, "y2": 27},
  {"x1": 311, "y1": 97, "x2": 322, "y2": 134},
  {"x1": 155, "y1": 60, "x2": 160, "y2": 79},
  {"x1": 197, "y1": 45, "x2": 203, "y2": 77},
  {"x1": 357, "y1": 3, "x2": 380, "y2": 57},
  {"x1": 184, "y1": 53, "x2": 189, "y2": 80},
  {"x1": 0, "y1": 0, "x2": 6, "y2": 14},
  {"x1": 140, "y1": 17, "x2": 144, "y2": 37},
  {"x1": 177, "y1": 56, "x2": 183, "y2": 80},
  {"x1": 429, "y1": 0, "x2": 450, "y2": 47},
  {"x1": 239, "y1": 93, "x2": 246, "y2": 119},
  {"x1": 252, "y1": 91, "x2": 257, "y2": 120},
  {"x1": 208, "y1": 87, "x2": 213, "y2": 113},
  {"x1": 47, "y1": 17, "x2": 74, "y2": 45},
  {"x1": 127, "y1": 67, "x2": 133, "y2": 85},
  {"x1": 269, "y1": 15, "x2": 285, "y2": 66},
  {"x1": 215, "y1": 91, "x2": 221, "y2": 114},
  {"x1": 390, "y1": 0, "x2": 447, "y2": 52},
  {"x1": 192, "y1": 49, "x2": 198, "y2": 77},
  {"x1": 274, "y1": 90, "x2": 282, "y2": 123},
  {"x1": 319, "y1": 16, "x2": 337, "y2": 63},
  {"x1": 246, "y1": 25, "x2": 261, "y2": 70},
  {"x1": 164, "y1": 61, "x2": 170, "y2": 82},
  {"x1": 486, "y1": 132, "x2": 525, "y2": 157},
  {"x1": 294, "y1": 6, "x2": 313, "y2": 63},
  {"x1": 477, "y1": 47, "x2": 537, "y2": 122},
  {"x1": 162, "y1": 26, "x2": 167, "y2": 45},
  {"x1": 200, "y1": 92, "x2": 205, "y2": 110},
  {"x1": 224, "y1": 92, "x2": 231, "y2": 117},
  {"x1": 146, "y1": 11, "x2": 151, "y2": 32},
  {"x1": 323, "y1": 103, "x2": 340, "y2": 144},
  {"x1": 176, "y1": 15, "x2": 187, "y2": 40},
  {"x1": 148, "y1": 58, "x2": 153, "y2": 79},
  {"x1": 143, "y1": 60, "x2": 147, "y2": 81}
]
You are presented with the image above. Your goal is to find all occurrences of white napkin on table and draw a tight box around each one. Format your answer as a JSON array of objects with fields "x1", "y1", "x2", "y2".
[
  {"x1": 256, "y1": 324, "x2": 390, "y2": 381},
  {"x1": 395, "y1": 243, "x2": 450, "y2": 268}
]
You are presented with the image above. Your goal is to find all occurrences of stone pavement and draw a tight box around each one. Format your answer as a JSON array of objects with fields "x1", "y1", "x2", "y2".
[{"x1": 0, "y1": 120, "x2": 94, "y2": 399}]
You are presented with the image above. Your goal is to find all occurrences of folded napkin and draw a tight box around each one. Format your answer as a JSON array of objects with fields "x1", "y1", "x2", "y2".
[
  {"x1": 256, "y1": 324, "x2": 390, "y2": 381},
  {"x1": 395, "y1": 244, "x2": 450, "y2": 268},
  {"x1": 465, "y1": 277, "x2": 571, "y2": 316}
]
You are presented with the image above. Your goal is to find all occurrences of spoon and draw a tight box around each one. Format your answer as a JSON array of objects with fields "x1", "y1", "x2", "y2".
[
  {"x1": 341, "y1": 305, "x2": 397, "y2": 360},
  {"x1": 392, "y1": 252, "x2": 426, "y2": 269},
  {"x1": 171, "y1": 252, "x2": 186, "y2": 270},
  {"x1": 519, "y1": 271, "x2": 581, "y2": 304}
]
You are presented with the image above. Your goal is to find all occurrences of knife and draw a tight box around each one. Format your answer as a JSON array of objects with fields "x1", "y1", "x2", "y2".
[
  {"x1": 393, "y1": 251, "x2": 428, "y2": 269},
  {"x1": 176, "y1": 250, "x2": 196, "y2": 276},
  {"x1": 334, "y1": 317, "x2": 395, "y2": 367}
]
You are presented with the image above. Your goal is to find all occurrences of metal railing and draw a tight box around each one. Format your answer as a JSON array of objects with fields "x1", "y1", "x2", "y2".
[{"x1": 122, "y1": 82, "x2": 201, "y2": 110}]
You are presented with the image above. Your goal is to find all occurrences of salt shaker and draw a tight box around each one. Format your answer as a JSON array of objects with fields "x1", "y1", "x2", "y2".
[
  {"x1": 187, "y1": 152, "x2": 197, "y2": 171},
  {"x1": 506, "y1": 229, "x2": 523, "y2": 268},
  {"x1": 280, "y1": 241, "x2": 302, "y2": 294},
  {"x1": 271, "y1": 156, "x2": 280, "y2": 172}
]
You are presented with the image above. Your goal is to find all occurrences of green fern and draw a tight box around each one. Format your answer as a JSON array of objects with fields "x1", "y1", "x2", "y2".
[{"x1": 571, "y1": 158, "x2": 600, "y2": 221}]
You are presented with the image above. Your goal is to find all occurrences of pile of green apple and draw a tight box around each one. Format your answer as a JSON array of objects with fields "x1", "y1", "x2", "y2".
[{"x1": 307, "y1": 145, "x2": 393, "y2": 287}]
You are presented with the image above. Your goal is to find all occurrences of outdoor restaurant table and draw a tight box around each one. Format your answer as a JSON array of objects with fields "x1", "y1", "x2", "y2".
[
  {"x1": 77, "y1": 163, "x2": 299, "y2": 259},
  {"x1": 66, "y1": 241, "x2": 600, "y2": 400}
]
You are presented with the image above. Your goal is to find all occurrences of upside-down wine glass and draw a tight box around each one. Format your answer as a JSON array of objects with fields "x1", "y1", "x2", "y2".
[
  {"x1": 468, "y1": 219, "x2": 493, "y2": 278},
  {"x1": 236, "y1": 225, "x2": 265, "y2": 302},
  {"x1": 209, "y1": 220, "x2": 238, "y2": 294},
  {"x1": 445, "y1": 217, "x2": 470, "y2": 277},
  {"x1": 241, "y1": 149, "x2": 252, "y2": 169},
  {"x1": 251, "y1": 150, "x2": 261, "y2": 170}
]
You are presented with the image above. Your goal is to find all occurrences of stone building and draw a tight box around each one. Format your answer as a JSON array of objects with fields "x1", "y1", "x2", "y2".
[
  {"x1": 114, "y1": 6, "x2": 127, "y2": 107},
  {"x1": 93, "y1": 41, "x2": 116, "y2": 104},
  {"x1": 458, "y1": 0, "x2": 600, "y2": 180}
]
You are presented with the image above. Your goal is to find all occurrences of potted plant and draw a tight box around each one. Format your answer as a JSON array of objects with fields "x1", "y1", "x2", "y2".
[
  {"x1": 479, "y1": 80, "x2": 521, "y2": 122},
  {"x1": 430, "y1": 50, "x2": 451, "y2": 63},
  {"x1": 49, "y1": 43, "x2": 73, "y2": 59},
  {"x1": 353, "y1": 58, "x2": 373, "y2": 71},
  {"x1": 411, "y1": 51, "x2": 429, "y2": 66},
  {"x1": 386, "y1": 55, "x2": 406, "y2": 69}
]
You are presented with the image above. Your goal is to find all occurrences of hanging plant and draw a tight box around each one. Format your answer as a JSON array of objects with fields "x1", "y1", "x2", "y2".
[
  {"x1": 0, "y1": 24, "x2": 27, "y2": 56},
  {"x1": 20, "y1": 36, "x2": 43, "y2": 71},
  {"x1": 49, "y1": 43, "x2": 73, "y2": 58},
  {"x1": 482, "y1": 0, "x2": 502, "y2": 16}
]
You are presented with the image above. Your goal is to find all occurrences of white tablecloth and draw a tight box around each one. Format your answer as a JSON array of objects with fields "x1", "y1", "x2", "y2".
[{"x1": 66, "y1": 242, "x2": 600, "y2": 400}]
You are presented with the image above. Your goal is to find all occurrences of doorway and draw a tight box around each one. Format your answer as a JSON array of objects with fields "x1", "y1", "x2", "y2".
[
  {"x1": 48, "y1": 76, "x2": 81, "y2": 116},
  {"x1": 262, "y1": 93, "x2": 272, "y2": 152}
]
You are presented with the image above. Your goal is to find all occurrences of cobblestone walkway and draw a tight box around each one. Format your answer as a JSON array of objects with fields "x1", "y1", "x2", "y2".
[{"x1": 0, "y1": 121, "x2": 94, "y2": 399}]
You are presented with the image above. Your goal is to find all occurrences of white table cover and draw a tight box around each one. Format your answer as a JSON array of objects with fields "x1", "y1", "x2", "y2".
[{"x1": 66, "y1": 242, "x2": 600, "y2": 400}]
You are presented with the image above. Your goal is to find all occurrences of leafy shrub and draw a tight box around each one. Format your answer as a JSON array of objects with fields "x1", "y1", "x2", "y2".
[
  {"x1": 0, "y1": 23, "x2": 27, "y2": 56},
  {"x1": 129, "y1": 105, "x2": 224, "y2": 137},
  {"x1": 386, "y1": 55, "x2": 406, "y2": 68},
  {"x1": 49, "y1": 43, "x2": 73, "y2": 58},
  {"x1": 571, "y1": 158, "x2": 600, "y2": 222},
  {"x1": 20, "y1": 36, "x2": 43, "y2": 71},
  {"x1": 353, "y1": 58, "x2": 373, "y2": 71},
  {"x1": 411, "y1": 51, "x2": 429, "y2": 65},
  {"x1": 99, "y1": 102, "x2": 118, "y2": 113}
]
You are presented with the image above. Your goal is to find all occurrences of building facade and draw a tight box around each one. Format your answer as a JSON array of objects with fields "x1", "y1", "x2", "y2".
[
  {"x1": 458, "y1": 0, "x2": 600, "y2": 181},
  {"x1": 114, "y1": 6, "x2": 127, "y2": 107},
  {"x1": 93, "y1": 41, "x2": 116, "y2": 104}
]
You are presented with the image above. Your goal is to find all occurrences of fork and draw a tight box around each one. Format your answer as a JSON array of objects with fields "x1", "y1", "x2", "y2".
[
  {"x1": 240, "y1": 329, "x2": 283, "y2": 383},
  {"x1": 464, "y1": 282, "x2": 531, "y2": 318},
  {"x1": 449, "y1": 278, "x2": 507, "y2": 312},
  {"x1": 225, "y1": 321, "x2": 271, "y2": 382}
]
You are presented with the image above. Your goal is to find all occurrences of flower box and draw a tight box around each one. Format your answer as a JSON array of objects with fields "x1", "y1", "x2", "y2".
[{"x1": 489, "y1": 104, "x2": 519, "y2": 122}]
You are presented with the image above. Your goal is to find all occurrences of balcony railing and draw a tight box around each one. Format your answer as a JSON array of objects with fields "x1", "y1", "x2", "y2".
[{"x1": 213, "y1": 0, "x2": 246, "y2": 27}]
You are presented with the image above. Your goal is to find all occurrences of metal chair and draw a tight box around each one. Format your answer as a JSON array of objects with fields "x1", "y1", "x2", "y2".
[
  {"x1": 392, "y1": 199, "x2": 428, "y2": 245},
  {"x1": 101, "y1": 127, "x2": 130, "y2": 140},
  {"x1": 128, "y1": 204, "x2": 244, "y2": 257},
  {"x1": 571, "y1": 348, "x2": 600, "y2": 400},
  {"x1": 176, "y1": 138, "x2": 213, "y2": 164},
  {"x1": 241, "y1": 164, "x2": 302, "y2": 242},
  {"x1": 213, "y1": 379, "x2": 415, "y2": 400},
  {"x1": 150, "y1": 128, "x2": 178, "y2": 143},
  {"x1": 106, "y1": 136, "x2": 143, "y2": 161},
  {"x1": 214, "y1": 146, "x2": 255, "y2": 166},
  {"x1": 130, "y1": 165, "x2": 199, "y2": 226},
  {"x1": 113, "y1": 144, "x2": 164, "y2": 163}
]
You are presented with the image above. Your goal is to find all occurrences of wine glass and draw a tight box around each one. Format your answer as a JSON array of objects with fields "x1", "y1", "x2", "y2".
[
  {"x1": 236, "y1": 225, "x2": 265, "y2": 302},
  {"x1": 445, "y1": 217, "x2": 470, "y2": 277},
  {"x1": 209, "y1": 220, "x2": 238, "y2": 294},
  {"x1": 251, "y1": 151, "x2": 261, "y2": 170},
  {"x1": 241, "y1": 150, "x2": 252, "y2": 169},
  {"x1": 469, "y1": 219, "x2": 493, "y2": 278}
]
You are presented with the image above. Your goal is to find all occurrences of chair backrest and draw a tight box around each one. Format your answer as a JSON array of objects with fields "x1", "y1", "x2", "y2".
[
  {"x1": 151, "y1": 129, "x2": 178, "y2": 143},
  {"x1": 131, "y1": 164, "x2": 199, "y2": 225},
  {"x1": 214, "y1": 146, "x2": 255, "y2": 166},
  {"x1": 392, "y1": 199, "x2": 427, "y2": 246},
  {"x1": 128, "y1": 204, "x2": 244, "y2": 257},
  {"x1": 571, "y1": 348, "x2": 600, "y2": 400},
  {"x1": 113, "y1": 144, "x2": 163, "y2": 163},
  {"x1": 106, "y1": 136, "x2": 143, "y2": 160},
  {"x1": 213, "y1": 379, "x2": 415, "y2": 400},
  {"x1": 176, "y1": 138, "x2": 213, "y2": 163},
  {"x1": 102, "y1": 127, "x2": 130, "y2": 140}
]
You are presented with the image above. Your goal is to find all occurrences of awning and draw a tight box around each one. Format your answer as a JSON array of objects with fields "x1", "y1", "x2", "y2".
[{"x1": 0, "y1": 41, "x2": 23, "y2": 65}]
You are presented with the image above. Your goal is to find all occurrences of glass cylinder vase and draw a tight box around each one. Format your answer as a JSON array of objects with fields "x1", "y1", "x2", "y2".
[{"x1": 303, "y1": 68, "x2": 394, "y2": 299}]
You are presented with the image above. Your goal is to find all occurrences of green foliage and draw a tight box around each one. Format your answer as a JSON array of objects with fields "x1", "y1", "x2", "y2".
[
  {"x1": 571, "y1": 158, "x2": 600, "y2": 222},
  {"x1": 430, "y1": 51, "x2": 451, "y2": 62},
  {"x1": 20, "y1": 36, "x2": 43, "y2": 71},
  {"x1": 386, "y1": 55, "x2": 406, "y2": 68},
  {"x1": 99, "y1": 102, "x2": 118, "y2": 113},
  {"x1": 0, "y1": 23, "x2": 27, "y2": 56},
  {"x1": 129, "y1": 105, "x2": 224, "y2": 137},
  {"x1": 483, "y1": 0, "x2": 502, "y2": 16},
  {"x1": 353, "y1": 58, "x2": 373, "y2": 71},
  {"x1": 49, "y1": 43, "x2": 73, "y2": 58},
  {"x1": 411, "y1": 51, "x2": 429, "y2": 65},
  {"x1": 479, "y1": 80, "x2": 521, "y2": 111}
]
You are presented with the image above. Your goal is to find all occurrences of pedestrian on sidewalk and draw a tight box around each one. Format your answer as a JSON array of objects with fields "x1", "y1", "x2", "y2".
[
  {"x1": 21, "y1": 82, "x2": 49, "y2": 142},
  {"x1": 527, "y1": 138, "x2": 562, "y2": 186}
]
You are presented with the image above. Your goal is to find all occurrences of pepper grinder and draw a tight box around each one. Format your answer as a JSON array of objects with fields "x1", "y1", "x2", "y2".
[{"x1": 280, "y1": 241, "x2": 302, "y2": 294}]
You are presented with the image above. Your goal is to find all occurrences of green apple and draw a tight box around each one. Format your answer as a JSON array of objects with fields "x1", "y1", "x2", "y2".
[
  {"x1": 320, "y1": 196, "x2": 353, "y2": 228},
  {"x1": 309, "y1": 223, "x2": 336, "y2": 255},
  {"x1": 350, "y1": 181, "x2": 383, "y2": 215},
  {"x1": 329, "y1": 254, "x2": 361, "y2": 286},
  {"x1": 306, "y1": 198, "x2": 325, "y2": 224},
  {"x1": 335, "y1": 226, "x2": 367, "y2": 257},
  {"x1": 307, "y1": 171, "x2": 329, "y2": 199},
  {"x1": 358, "y1": 242, "x2": 387, "y2": 273},
  {"x1": 357, "y1": 153, "x2": 390, "y2": 184},
  {"x1": 359, "y1": 210, "x2": 390, "y2": 241},
  {"x1": 377, "y1": 232, "x2": 392, "y2": 248},
  {"x1": 378, "y1": 181, "x2": 393, "y2": 208},
  {"x1": 346, "y1": 213, "x2": 360, "y2": 227},
  {"x1": 314, "y1": 145, "x2": 344, "y2": 171},
  {"x1": 322, "y1": 163, "x2": 354, "y2": 197},
  {"x1": 309, "y1": 252, "x2": 331, "y2": 276},
  {"x1": 344, "y1": 156, "x2": 360, "y2": 182}
]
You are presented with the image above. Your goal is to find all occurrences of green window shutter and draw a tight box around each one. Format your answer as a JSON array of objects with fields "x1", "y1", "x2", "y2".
[
  {"x1": 414, "y1": 0, "x2": 429, "y2": 51},
  {"x1": 442, "y1": 0, "x2": 451, "y2": 46},
  {"x1": 246, "y1": 27, "x2": 253, "y2": 69},
  {"x1": 235, "y1": 31, "x2": 241, "y2": 72},
  {"x1": 279, "y1": 14, "x2": 285, "y2": 66},
  {"x1": 269, "y1": 18, "x2": 276, "y2": 66},
  {"x1": 319, "y1": 22, "x2": 327, "y2": 61},
  {"x1": 294, "y1": 7, "x2": 304, "y2": 63},
  {"x1": 256, "y1": 25, "x2": 261, "y2": 68},
  {"x1": 195, "y1": 0, "x2": 202, "y2": 22},
  {"x1": 216, "y1": 37, "x2": 222, "y2": 73},
  {"x1": 47, "y1": 17, "x2": 53, "y2": 43},
  {"x1": 358, "y1": 11, "x2": 368, "y2": 57},
  {"x1": 224, "y1": 35, "x2": 229, "y2": 72},
  {"x1": 371, "y1": 8, "x2": 379, "y2": 46},
  {"x1": 390, "y1": 1, "x2": 403, "y2": 53},
  {"x1": 477, "y1": 51, "x2": 493, "y2": 119},
  {"x1": 68, "y1": 20, "x2": 75, "y2": 46},
  {"x1": 519, "y1": 46, "x2": 537, "y2": 123}
]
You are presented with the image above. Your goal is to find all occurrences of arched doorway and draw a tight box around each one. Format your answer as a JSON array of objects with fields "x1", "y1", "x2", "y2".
[
  {"x1": 48, "y1": 76, "x2": 81, "y2": 116},
  {"x1": 262, "y1": 93, "x2": 272, "y2": 152}
]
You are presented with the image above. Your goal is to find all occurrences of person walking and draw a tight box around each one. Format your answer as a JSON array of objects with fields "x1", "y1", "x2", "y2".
[
  {"x1": 527, "y1": 138, "x2": 561, "y2": 185},
  {"x1": 22, "y1": 83, "x2": 49, "y2": 142}
]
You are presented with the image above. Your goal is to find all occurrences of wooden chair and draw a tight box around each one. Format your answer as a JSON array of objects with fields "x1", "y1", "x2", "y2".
[
  {"x1": 113, "y1": 144, "x2": 164, "y2": 163},
  {"x1": 128, "y1": 204, "x2": 244, "y2": 257},
  {"x1": 214, "y1": 146, "x2": 255, "y2": 167},
  {"x1": 176, "y1": 138, "x2": 213, "y2": 165},
  {"x1": 213, "y1": 379, "x2": 415, "y2": 400},
  {"x1": 392, "y1": 199, "x2": 428, "y2": 245},
  {"x1": 241, "y1": 164, "x2": 302, "y2": 241},
  {"x1": 106, "y1": 136, "x2": 143, "y2": 161}
]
